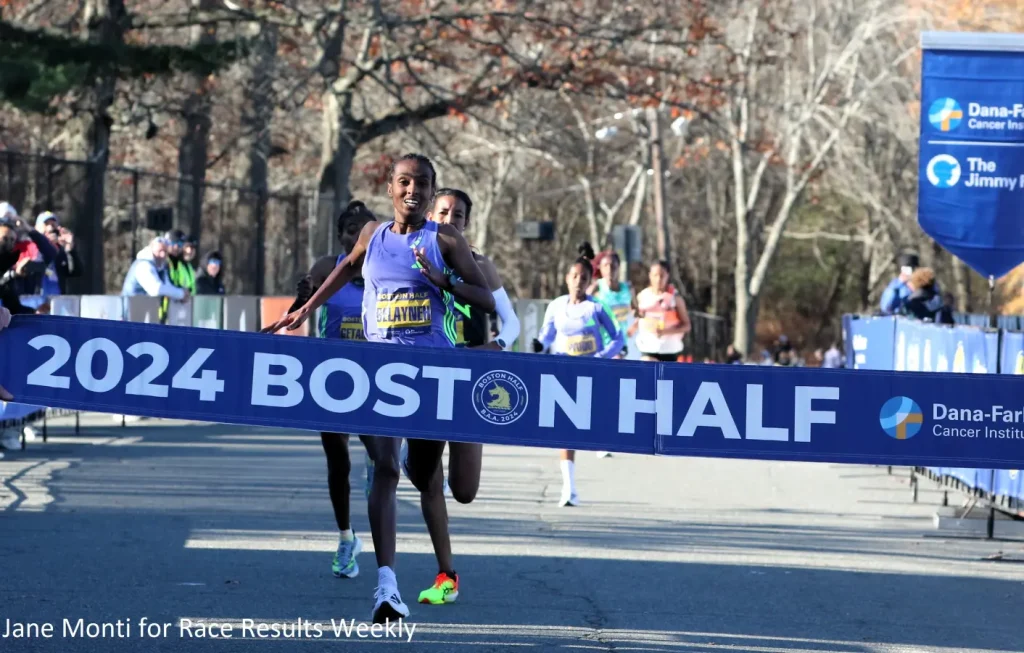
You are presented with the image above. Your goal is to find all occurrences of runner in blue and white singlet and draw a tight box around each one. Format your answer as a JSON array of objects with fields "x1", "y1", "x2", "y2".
[
  {"x1": 533, "y1": 244, "x2": 623, "y2": 506},
  {"x1": 286, "y1": 200, "x2": 376, "y2": 584},
  {"x1": 264, "y1": 154, "x2": 494, "y2": 625}
]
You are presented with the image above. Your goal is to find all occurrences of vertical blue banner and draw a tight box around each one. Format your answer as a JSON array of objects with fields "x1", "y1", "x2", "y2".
[{"x1": 919, "y1": 32, "x2": 1024, "y2": 278}]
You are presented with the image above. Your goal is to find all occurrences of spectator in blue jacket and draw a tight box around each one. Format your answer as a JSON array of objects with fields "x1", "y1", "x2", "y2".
[
  {"x1": 880, "y1": 253, "x2": 926, "y2": 315},
  {"x1": 121, "y1": 237, "x2": 188, "y2": 301}
]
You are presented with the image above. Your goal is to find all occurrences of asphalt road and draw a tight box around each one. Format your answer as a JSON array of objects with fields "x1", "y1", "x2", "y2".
[{"x1": 1, "y1": 413, "x2": 1023, "y2": 652}]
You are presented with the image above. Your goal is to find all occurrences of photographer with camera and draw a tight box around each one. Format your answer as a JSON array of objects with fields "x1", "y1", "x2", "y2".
[{"x1": 0, "y1": 202, "x2": 58, "y2": 314}]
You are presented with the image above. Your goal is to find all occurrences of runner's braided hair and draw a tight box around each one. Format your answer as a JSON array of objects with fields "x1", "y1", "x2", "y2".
[
  {"x1": 575, "y1": 241, "x2": 596, "y2": 280},
  {"x1": 336, "y1": 199, "x2": 374, "y2": 235}
]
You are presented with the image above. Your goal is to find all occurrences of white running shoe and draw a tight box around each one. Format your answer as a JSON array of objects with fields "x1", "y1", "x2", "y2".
[
  {"x1": 372, "y1": 581, "x2": 410, "y2": 623},
  {"x1": 596, "y1": 451, "x2": 612, "y2": 458},
  {"x1": 559, "y1": 485, "x2": 580, "y2": 507},
  {"x1": 22, "y1": 426, "x2": 38, "y2": 443}
]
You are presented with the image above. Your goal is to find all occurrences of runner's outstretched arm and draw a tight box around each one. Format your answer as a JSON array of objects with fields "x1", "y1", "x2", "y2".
[{"x1": 263, "y1": 221, "x2": 379, "y2": 333}]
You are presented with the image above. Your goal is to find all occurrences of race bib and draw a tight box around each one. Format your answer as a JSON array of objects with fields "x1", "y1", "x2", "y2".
[
  {"x1": 640, "y1": 316, "x2": 664, "y2": 332},
  {"x1": 375, "y1": 290, "x2": 432, "y2": 336},
  {"x1": 564, "y1": 334, "x2": 598, "y2": 357},
  {"x1": 612, "y1": 305, "x2": 631, "y2": 324},
  {"x1": 340, "y1": 316, "x2": 365, "y2": 341}
]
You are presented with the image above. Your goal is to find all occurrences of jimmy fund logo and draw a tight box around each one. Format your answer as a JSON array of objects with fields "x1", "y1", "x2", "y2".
[{"x1": 472, "y1": 370, "x2": 528, "y2": 425}]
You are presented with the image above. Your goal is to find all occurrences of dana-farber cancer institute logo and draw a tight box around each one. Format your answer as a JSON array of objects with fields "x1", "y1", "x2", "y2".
[
  {"x1": 880, "y1": 396, "x2": 924, "y2": 440},
  {"x1": 928, "y1": 97, "x2": 963, "y2": 132},
  {"x1": 472, "y1": 370, "x2": 528, "y2": 425}
]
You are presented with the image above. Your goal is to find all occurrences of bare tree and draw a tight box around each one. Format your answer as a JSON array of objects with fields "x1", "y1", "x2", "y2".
[{"x1": 714, "y1": 0, "x2": 915, "y2": 355}]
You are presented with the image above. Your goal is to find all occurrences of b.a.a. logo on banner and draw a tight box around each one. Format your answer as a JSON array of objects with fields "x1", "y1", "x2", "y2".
[
  {"x1": 1016, "y1": 351, "x2": 1024, "y2": 375},
  {"x1": 472, "y1": 370, "x2": 528, "y2": 425}
]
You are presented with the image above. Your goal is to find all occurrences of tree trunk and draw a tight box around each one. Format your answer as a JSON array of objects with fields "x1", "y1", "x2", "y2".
[
  {"x1": 710, "y1": 228, "x2": 720, "y2": 316},
  {"x1": 62, "y1": 0, "x2": 127, "y2": 293},
  {"x1": 176, "y1": 0, "x2": 219, "y2": 240},
  {"x1": 315, "y1": 92, "x2": 358, "y2": 262},
  {"x1": 473, "y1": 153, "x2": 511, "y2": 254},
  {"x1": 230, "y1": 22, "x2": 277, "y2": 294},
  {"x1": 952, "y1": 255, "x2": 971, "y2": 313},
  {"x1": 814, "y1": 253, "x2": 849, "y2": 343}
]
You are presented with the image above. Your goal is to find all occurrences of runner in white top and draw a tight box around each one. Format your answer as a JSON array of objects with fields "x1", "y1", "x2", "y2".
[{"x1": 629, "y1": 260, "x2": 691, "y2": 362}]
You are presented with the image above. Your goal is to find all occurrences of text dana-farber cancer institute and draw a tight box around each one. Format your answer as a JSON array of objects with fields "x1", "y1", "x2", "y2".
[{"x1": 932, "y1": 403, "x2": 1024, "y2": 439}]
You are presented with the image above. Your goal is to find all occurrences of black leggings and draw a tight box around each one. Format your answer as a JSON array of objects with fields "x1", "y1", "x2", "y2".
[{"x1": 321, "y1": 432, "x2": 351, "y2": 531}]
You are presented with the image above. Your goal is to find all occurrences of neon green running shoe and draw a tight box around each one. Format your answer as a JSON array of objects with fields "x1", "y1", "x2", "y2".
[
  {"x1": 418, "y1": 572, "x2": 459, "y2": 605},
  {"x1": 332, "y1": 534, "x2": 363, "y2": 578}
]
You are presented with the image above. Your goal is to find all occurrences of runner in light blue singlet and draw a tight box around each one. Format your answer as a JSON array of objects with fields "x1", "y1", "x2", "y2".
[{"x1": 360, "y1": 220, "x2": 460, "y2": 348}]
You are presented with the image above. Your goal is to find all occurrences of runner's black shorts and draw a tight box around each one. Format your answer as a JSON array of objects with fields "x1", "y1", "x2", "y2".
[{"x1": 641, "y1": 352, "x2": 681, "y2": 362}]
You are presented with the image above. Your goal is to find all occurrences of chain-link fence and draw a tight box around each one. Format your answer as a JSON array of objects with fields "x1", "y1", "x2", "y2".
[{"x1": 0, "y1": 150, "x2": 322, "y2": 296}]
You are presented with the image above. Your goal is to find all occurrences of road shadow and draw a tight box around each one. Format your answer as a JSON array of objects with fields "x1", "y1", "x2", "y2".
[{"x1": 2, "y1": 419, "x2": 1022, "y2": 652}]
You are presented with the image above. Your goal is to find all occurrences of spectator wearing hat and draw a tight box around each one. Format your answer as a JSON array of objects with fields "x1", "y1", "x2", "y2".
[
  {"x1": 182, "y1": 234, "x2": 199, "y2": 285},
  {"x1": 121, "y1": 237, "x2": 189, "y2": 301},
  {"x1": 163, "y1": 229, "x2": 196, "y2": 294},
  {"x1": 881, "y1": 253, "x2": 932, "y2": 315},
  {"x1": 32, "y1": 212, "x2": 82, "y2": 296},
  {"x1": 0, "y1": 203, "x2": 57, "y2": 313},
  {"x1": 195, "y1": 250, "x2": 225, "y2": 295}
]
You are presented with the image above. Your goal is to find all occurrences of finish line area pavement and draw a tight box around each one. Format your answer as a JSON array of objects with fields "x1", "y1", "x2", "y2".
[{"x1": 1, "y1": 415, "x2": 1022, "y2": 653}]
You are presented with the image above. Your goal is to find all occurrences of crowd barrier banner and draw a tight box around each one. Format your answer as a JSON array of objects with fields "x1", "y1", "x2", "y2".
[
  {"x1": 80, "y1": 295, "x2": 123, "y2": 321},
  {"x1": 919, "y1": 32, "x2": 1024, "y2": 279},
  {"x1": 260, "y1": 297, "x2": 308, "y2": 337},
  {"x1": 3, "y1": 314, "x2": 1024, "y2": 468},
  {"x1": 50, "y1": 296, "x2": 80, "y2": 317},
  {"x1": 223, "y1": 296, "x2": 260, "y2": 332},
  {"x1": 993, "y1": 469, "x2": 1024, "y2": 501},
  {"x1": 515, "y1": 300, "x2": 547, "y2": 354},
  {"x1": 1001, "y1": 331, "x2": 1024, "y2": 375},
  {"x1": 193, "y1": 296, "x2": 224, "y2": 330},
  {"x1": 167, "y1": 300, "x2": 193, "y2": 327},
  {"x1": 998, "y1": 315, "x2": 1023, "y2": 331},
  {"x1": 845, "y1": 315, "x2": 896, "y2": 370},
  {"x1": 126, "y1": 296, "x2": 161, "y2": 323}
]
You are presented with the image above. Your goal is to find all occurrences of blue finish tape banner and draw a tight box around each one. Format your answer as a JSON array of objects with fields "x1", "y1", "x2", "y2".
[
  {"x1": 919, "y1": 32, "x2": 1024, "y2": 278},
  {"x1": 3, "y1": 316, "x2": 1024, "y2": 469}
]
